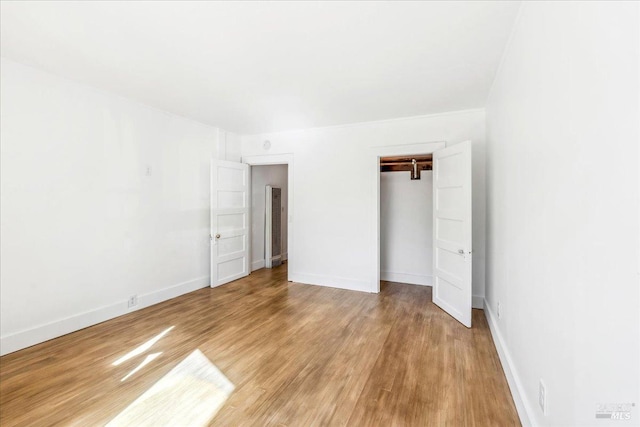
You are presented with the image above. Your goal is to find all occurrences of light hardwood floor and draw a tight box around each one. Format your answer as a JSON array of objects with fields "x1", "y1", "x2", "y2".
[{"x1": 0, "y1": 264, "x2": 520, "y2": 426}]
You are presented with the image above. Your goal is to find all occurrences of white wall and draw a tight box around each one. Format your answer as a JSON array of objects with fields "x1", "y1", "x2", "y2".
[
  {"x1": 250, "y1": 164, "x2": 288, "y2": 271},
  {"x1": 380, "y1": 170, "x2": 433, "y2": 286},
  {"x1": 485, "y1": 2, "x2": 639, "y2": 426},
  {"x1": 0, "y1": 58, "x2": 239, "y2": 355},
  {"x1": 241, "y1": 109, "x2": 486, "y2": 297}
]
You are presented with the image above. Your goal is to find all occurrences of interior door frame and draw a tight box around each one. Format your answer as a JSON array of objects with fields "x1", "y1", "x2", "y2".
[
  {"x1": 371, "y1": 141, "x2": 446, "y2": 293},
  {"x1": 242, "y1": 154, "x2": 294, "y2": 281}
]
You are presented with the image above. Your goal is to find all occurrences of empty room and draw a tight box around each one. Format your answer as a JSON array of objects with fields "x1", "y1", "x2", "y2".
[{"x1": 0, "y1": 1, "x2": 638, "y2": 426}]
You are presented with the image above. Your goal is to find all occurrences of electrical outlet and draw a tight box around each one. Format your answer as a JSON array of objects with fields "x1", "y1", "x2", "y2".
[
  {"x1": 497, "y1": 301, "x2": 501, "y2": 319},
  {"x1": 539, "y1": 379, "x2": 547, "y2": 415},
  {"x1": 128, "y1": 295, "x2": 138, "y2": 308}
]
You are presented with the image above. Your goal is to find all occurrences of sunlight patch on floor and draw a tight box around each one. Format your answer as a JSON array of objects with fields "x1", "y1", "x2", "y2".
[
  {"x1": 113, "y1": 326, "x2": 175, "y2": 367},
  {"x1": 121, "y1": 352, "x2": 162, "y2": 382},
  {"x1": 107, "y1": 349, "x2": 235, "y2": 427}
]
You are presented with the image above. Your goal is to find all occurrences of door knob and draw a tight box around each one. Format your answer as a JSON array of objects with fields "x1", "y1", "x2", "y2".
[{"x1": 215, "y1": 234, "x2": 221, "y2": 239}]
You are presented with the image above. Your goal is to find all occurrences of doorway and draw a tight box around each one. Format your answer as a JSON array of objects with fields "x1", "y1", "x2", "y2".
[
  {"x1": 242, "y1": 154, "x2": 294, "y2": 281},
  {"x1": 380, "y1": 154, "x2": 433, "y2": 287},
  {"x1": 371, "y1": 142, "x2": 445, "y2": 292},
  {"x1": 251, "y1": 166, "x2": 288, "y2": 271},
  {"x1": 372, "y1": 141, "x2": 473, "y2": 327}
]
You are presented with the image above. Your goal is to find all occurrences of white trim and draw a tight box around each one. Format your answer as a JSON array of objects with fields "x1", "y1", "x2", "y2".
[
  {"x1": 371, "y1": 141, "x2": 447, "y2": 294},
  {"x1": 378, "y1": 275, "x2": 489, "y2": 309},
  {"x1": 472, "y1": 295, "x2": 484, "y2": 309},
  {"x1": 290, "y1": 272, "x2": 371, "y2": 293},
  {"x1": 242, "y1": 154, "x2": 294, "y2": 282},
  {"x1": 251, "y1": 259, "x2": 266, "y2": 271},
  {"x1": 251, "y1": 252, "x2": 286, "y2": 272},
  {"x1": 484, "y1": 299, "x2": 534, "y2": 427},
  {"x1": 251, "y1": 252, "x2": 287, "y2": 271},
  {"x1": 380, "y1": 271, "x2": 432, "y2": 286},
  {"x1": 242, "y1": 108, "x2": 485, "y2": 137},
  {"x1": 242, "y1": 154, "x2": 294, "y2": 166},
  {"x1": 0, "y1": 276, "x2": 209, "y2": 356}
]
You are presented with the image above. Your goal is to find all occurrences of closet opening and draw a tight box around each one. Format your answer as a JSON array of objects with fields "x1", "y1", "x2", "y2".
[
  {"x1": 373, "y1": 141, "x2": 473, "y2": 327},
  {"x1": 380, "y1": 154, "x2": 434, "y2": 288}
]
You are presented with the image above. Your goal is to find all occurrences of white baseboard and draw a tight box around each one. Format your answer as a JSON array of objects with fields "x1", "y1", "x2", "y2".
[
  {"x1": 251, "y1": 252, "x2": 287, "y2": 272},
  {"x1": 484, "y1": 299, "x2": 534, "y2": 427},
  {"x1": 251, "y1": 259, "x2": 265, "y2": 271},
  {"x1": 139, "y1": 276, "x2": 209, "y2": 309},
  {"x1": 472, "y1": 295, "x2": 484, "y2": 309},
  {"x1": 380, "y1": 271, "x2": 432, "y2": 286},
  {"x1": 0, "y1": 276, "x2": 209, "y2": 356},
  {"x1": 379, "y1": 273, "x2": 484, "y2": 310},
  {"x1": 289, "y1": 271, "x2": 371, "y2": 293}
]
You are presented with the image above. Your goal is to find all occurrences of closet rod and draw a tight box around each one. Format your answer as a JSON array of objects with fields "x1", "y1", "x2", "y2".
[{"x1": 380, "y1": 154, "x2": 433, "y2": 180}]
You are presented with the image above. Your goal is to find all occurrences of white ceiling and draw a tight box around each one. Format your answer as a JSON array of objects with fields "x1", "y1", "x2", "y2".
[{"x1": 1, "y1": 1, "x2": 520, "y2": 134}]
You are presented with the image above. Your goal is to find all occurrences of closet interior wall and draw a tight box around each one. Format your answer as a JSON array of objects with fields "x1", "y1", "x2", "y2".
[{"x1": 380, "y1": 167, "x2": 433, "y2": 286}]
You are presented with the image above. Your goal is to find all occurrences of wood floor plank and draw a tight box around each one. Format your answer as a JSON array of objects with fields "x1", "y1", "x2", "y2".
[{"x1": 0, "y1": 265, "x2": 520, "y2": 426}]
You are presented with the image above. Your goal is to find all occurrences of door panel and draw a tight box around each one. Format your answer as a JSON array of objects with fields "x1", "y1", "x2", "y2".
[
  {"x1": 217, "y1": 212, "x2": 246, "y2": 232},
  {"x1": 217, "y1": 191, "x2": 245, "y2": 208},
  {"x1": 211, "y1": 160, "x2": 249, "y2": 287},
  {"x1": 432, "y1": 141, "x2": 472, "y2": 327}
]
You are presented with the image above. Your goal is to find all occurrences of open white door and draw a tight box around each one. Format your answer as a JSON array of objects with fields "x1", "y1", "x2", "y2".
[
  {"x1": 210, "y1": 160, "x2": 250, "y2": 287},
  {"x1": 432, "y1": 141, "x2": 472, "y2": 327}
]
